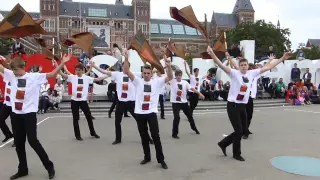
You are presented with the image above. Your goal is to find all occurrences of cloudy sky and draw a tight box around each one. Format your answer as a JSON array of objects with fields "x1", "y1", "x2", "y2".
[{"x1": 1, "y1": 0, "x2": 319, "y2": 49}]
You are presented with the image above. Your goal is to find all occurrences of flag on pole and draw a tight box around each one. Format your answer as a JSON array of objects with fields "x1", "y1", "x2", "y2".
[
  {"x1": 201, "y1": 31, "x2": 227, "y2": 59},
  {"x1": 165, "y1": 38, "x2": 186, "y2": 59},
  {"x1": 129, "y1": 31, "x2": 164, "y2": 74},
  {"x1": 0, "y1": 3, "x2": 47, "y2": 38},
  {"x1": 170, "y1": 5, "x2": 209, "y2": 44},
  {"x1": 62, "y1": 32, "x2": 96, "y2": 58}
]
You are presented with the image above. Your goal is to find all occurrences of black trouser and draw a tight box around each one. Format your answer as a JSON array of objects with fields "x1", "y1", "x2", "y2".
[
  {"x1": 172, "y1": 103, "x2": 198, "y2": 136},
  {"x1": 159, "y1": 94, "x2": 165, "y2": 118},
  {"x1": 262, "y1": 78, "x2": 270, "y2": 91},
  {"x1": 0, "y1": 104, "x2": 13, "y2": 138},
  {"x1": 39, "y1": 96, "x2": 50, "y2": 112},
  {"x1": 136, "y1": 113, "x2": 164, "y2": 163},
  {"x1": 245, "y1": 97, "x2": 254, "y2": 135},
  {"x1": 11, "y1": 112, "x2": 54, "y2": 172},
  {"x1": 188, "y1": 92, "x2": 199, "y2": 116},
  {"x1": 109, "y1": 94, "x2": 129, "y2": 116},
  {"x1": 71, "y1": 100, "x2": 96, "y2": 138},
  {"x1": 114, "y1": 101, "x2": 137, "y2": 141},
  {"x1": 218, "y1": 102, "x2": 247, "y2": 156}
]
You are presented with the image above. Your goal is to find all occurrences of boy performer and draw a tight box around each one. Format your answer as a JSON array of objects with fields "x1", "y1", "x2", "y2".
[
  {"x1": 0, "y1": 55, "x2": 72, "y2": 179},
  {"x1": 123, "y1": 54, "x2": 172, "y2": 169},
  {"x1": 170, "y1": 70, "x2": 204, "y2": 139},
  {"x1": 184, "y1": 61, "x2": 201, "y2": 116},
  {"x1": 207, "y1": 46, "x2": 291, "y2": 161}
]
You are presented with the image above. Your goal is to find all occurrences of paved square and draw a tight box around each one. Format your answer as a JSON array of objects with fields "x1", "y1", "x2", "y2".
[{"x1": 0, "y1": 105, "x2": 320, "y2": 180}]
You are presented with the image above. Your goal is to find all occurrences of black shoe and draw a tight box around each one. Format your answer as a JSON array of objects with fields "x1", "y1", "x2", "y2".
[
  {"x1": 172, "y1": 135, "x2": 180, "y2": 139},
  {"x1": 233, "y1": 155, "x2": 245, "y2": 161},
  {"x1": 10, "y1": 172, "x2": 28, "y2": 180},
  {"x1": 194, "y1": 129, "x2": 200, "y2": 134},
  {"x1": 112, "y1": 140, "x2": 121, "y2": 145},
  {"x1": 108, "y1": 114, "x2": 111, "y2": 118},
  {"x1": 248, "y1": 131, "x2": 253, "y2": 134},
  {"x1": 160, "y1": 161, "x2": 168, "y2": 169},
  {"x1": 91, "y1": 116, "x2": 95, "y2": 120},
  {"x1": 12, "y1": 143, "x2": 16, "y2": 147},
  {"x1": 124, "y1": 115, "x2": 130, "y2": 117},
  {"x1": 243, "y1": 135, "x2": 248, "y2": 139},
  {"x1": 48, "y1": 168, "x2": 55, "y2": 179},
  {"x1": 149, "y1": 140, "x2": 154, "y2": 144},
  {"x1": 92, "y1": 134, "x2": 100, "y2": 139},
  {"x1": 218, "y1": 142, "x2": 227, "y2": 156},
  {"x1": 161, "y1": 117, "x2": 165, "y2": 119},
  {"x1": 2, "y1": 135, "x2": 13, "y2": 143},
  {"x1": 76, "y1": 137, "x2": 83, "y2": 141},
  {"x1": 140, "y1": 159, "x2": 151, "y2": 165}
]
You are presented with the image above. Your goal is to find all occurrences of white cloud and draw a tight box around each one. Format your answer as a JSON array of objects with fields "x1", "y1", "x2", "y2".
[{"x1": 1, "y1": 0, "x2": 318, "y2": 50}]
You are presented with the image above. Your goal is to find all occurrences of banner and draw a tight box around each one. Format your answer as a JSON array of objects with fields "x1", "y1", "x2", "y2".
[{"x1": 88, "y1": 26, "x2": 110, "y2": 48}]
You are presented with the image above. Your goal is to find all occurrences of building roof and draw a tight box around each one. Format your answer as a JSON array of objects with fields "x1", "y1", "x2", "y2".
[
  {"x1": 0, "y1": 11, "x2": 40, "y2": 19},
  {"x1": 150, "y1": 19, "x2": 209, "y2": 40},
  {"x1": 232, "y1": 0, "x2": 255, "y2": 13},
  {"x1": 59, "y1": 1, "x2": 134, "y2": 19},
  {"x1": 212, "y1": 13, "x2": 237, "y2": 27},
  {"x1": 307, "y1": 39, "x2": 320, "y2": 47}
]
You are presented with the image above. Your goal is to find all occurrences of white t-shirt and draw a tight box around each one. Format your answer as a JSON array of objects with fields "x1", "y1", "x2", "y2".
[
  {"x1": 40, "y1": 83, "x2": 50, "y2": 96},
  {"x1": 170, "y1": 79, "x2": 192, "y2": 103},
  {"x1": 112, "y1": 72, "x2": 137, "y2": 102},
  {"x1": 153, "y1": 75, "x2": 166, "y2": 95},
  {"x1": 133, "y1": 76, "x2": 166, "y2": 114},
  {"x1": 250, "y1": 75, "x2": 260, "y2": 99},
  {"x1": 67, "y1": 74, "x2": 94, "y2": 101},
  {"x1": 189, "y1": 75, "x2": 200, "y2": 92},
  {"x1": 4, "y1": 69, "x2": 47, "y2": 114},
  {"x1": 3, "y1": 80, "x2": 11, "y2": 106},
  {"x1": 227, "y1": 69, "x2": 260, "y2": 104}
]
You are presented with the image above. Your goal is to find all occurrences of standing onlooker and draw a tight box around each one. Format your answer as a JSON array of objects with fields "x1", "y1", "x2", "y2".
[
  {"x1": 266, "y1": 46, "x2": 274, "y2": 57},
  {"x1": 261, "y1": 62, "x2": 271, "y2": 92},
  {"x1": 291, "y1": 63, "x2": 301, "y2": 82},
  {"x1": 223, "y1": 81, "x2": 230, "y2": 101},
  {"x1": 303, "y1": 68, "x2": 312, "y2": 90}
]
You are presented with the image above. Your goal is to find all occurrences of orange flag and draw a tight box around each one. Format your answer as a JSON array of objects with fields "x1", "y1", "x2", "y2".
[
  {"x1": 34, "y1": 38, "x2": 61, "y2": 61},
  {"x1": 129, "y1": 31, "x2": 164, "y2": 74},
  {"x1": 0, "y1": 3, "x2": 47, "y2": 38},
  {"x1": 165, "y1": 38, "x2": 186, "y2": 59},
  {"x1": 170, "y1": 6, "x2": 209, "y2": 44},
  {"x1": 201, "y1": 32, "x2": 227, "y2": 59},
  {"x1": 62, "y1": 32, "x2": 96, "y2": 58}
]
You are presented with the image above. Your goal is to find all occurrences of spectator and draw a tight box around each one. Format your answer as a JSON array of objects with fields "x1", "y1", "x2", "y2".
[
  {"x1": 54, "y1": 79, "x2": 64, "y2": 101},
  {"x1": 49, "y1": 90, "x2": 61, "y2": 110},
  {"x1": 201, "y1": 80, "x2": 214, "y2": 101},
  {"x1": 291, "y1": 63, "x2": 301, "y2": 82},
  {"x1": 287, "y1": 80, "x2": 296, "y2": 90},
  {"x1": 295, "y1": 92, "x2": 305, "y2": 105},
  {"x1": 296, "y1": 79, "x2": 304, "y2": 89},
  {"x1": 38, "y1": 88, "x2": 51, "y2": 114},
  {"x1": 261, "y1": 64, "x2": 271, "y2": 92},
  {"x1": 107, "y1": 80, "x2": 116, "y2": 102},
  {"x1": 301, "y1": 86, "x2": 311, "y2": 105},
  {"x1": 302, "y1": 68, "x2": 312, "y2": 90},
  {"x1": 268, "y1": 79, "x2": 276, "y2": 98},
  {"x1": 222, "y1": 81, "x2": 230, "y2": 101},
  {"x1": 275, "y1": 78, "x2": 286, "y2": 98},
  {"x1": 256, "y1": 79, "x2": 264, "y2": 98},
  {"x1": 214, "y1": 80, "x2": 224, "y2": 100},
  {"x1": 12, "y1": 38, "x2": 25, "y2": 55},
  {"x1": 266, "y1": 46, "x2": 274, "y2": 57},
  {"x1": 80, "y1": 53, "x2": 89, "y2": 66},
  {"x1": 286, "y1": 86, "x2": 296, "y2": 104}
]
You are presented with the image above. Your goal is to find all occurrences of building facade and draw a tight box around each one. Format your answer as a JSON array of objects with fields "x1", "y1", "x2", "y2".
[{"x1": 0, "y1": 0, "x2": 255, "y2": 57}]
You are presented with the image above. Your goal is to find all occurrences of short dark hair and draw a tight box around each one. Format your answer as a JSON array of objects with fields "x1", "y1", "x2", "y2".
[
  {"x1": 193, "y1": 68, "x2": 199, "y2": 73},
  {"x1": 143, "y1": 64, "x2": 152, "y2": 70},
  {"x1": 75, "y1": 63, "x2": 84, "y2": 70},
  {"x1": 239, "y1": 58, "x2": 248, "y2": 65},
  {"x1": 10, "y1": 57, "x2": 25, "y2": 69},
  {"x1": 113, "y1": 43, "x2": 118, "y2": 48},
  {"x1": 175, "y1": 69, "x2": 183, "y2": 76}
]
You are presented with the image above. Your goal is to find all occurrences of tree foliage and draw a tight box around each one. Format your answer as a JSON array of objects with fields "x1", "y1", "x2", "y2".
[
  {"x1": 226, "y1": 20, "x2": 292, "y2": 59},
  {"x1": 289, "y1": 46, "x2": 320, "y2": 60},
  {"x1": 0, "y1": 38, "x2": 13, "y2": 56}
]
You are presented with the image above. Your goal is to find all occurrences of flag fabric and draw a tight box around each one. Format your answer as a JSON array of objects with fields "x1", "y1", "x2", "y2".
[
  {"x1": 0, "y1": 3, "x2": 47, "y2": 38},
  {"x1": 165, "y1": 39, "x2": 186, "y2": 59},
  {"x1": 201, "y1": 32, "x2": 227, "y2": 59},
  {"x1": 34, "y1": 38, "x2": 61, "y2": 61},
  {"x1": 170, "y1": 6, "x2": 209, "y2": 44},
  {"x1": 62, "y1": 32, "x2": 96, "y2": 58},
  {"x1": 129, "y1": 31, "x2": 164, "y2": 74}
]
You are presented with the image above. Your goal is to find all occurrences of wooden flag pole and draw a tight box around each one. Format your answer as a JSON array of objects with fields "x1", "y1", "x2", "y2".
[{"x1": 52, "y1": 37, "x2": 55, "y2": 66}]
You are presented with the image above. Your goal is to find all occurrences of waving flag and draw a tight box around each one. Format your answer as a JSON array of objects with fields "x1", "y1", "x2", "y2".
[
  {"x1": 62, "y1": 32, "x2": 96, "y2": 58},
  {"x1": 201, "y1": 32, "x2": 227, "y2": 59},
  {"x1": 165, "y1": 38, "x2": 186, "y2": 60},
  {"x1": 170, "y1": 5, "x2": 209, "y2": 44},
  {"x1": 0, "y1": 3, "x2": 47, "y2": 38},
  {"x1": 129, "y1": 31, "x2": 164, "y2": 74}
]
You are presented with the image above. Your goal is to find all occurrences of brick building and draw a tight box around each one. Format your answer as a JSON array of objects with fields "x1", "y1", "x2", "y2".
[{"x1": 0, "y1": 0, "x2": 255, "y2": 57}]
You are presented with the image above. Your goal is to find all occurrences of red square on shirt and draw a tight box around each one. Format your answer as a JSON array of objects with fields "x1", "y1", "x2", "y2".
[
  {"x1": 176, "y1": 97, "x2": 181, "y2": 101},
  {"x1": 5, "y1": 96, "x2": 10, "y2": 102},
  {"x1": 236, "y1": 94, "x2": 244, "y2": 101},
  {"x1": 77, "y1": 86, "x2": 83, "y2": 91},
  {"x1": 177, "y1": 90, "x2": 182, "y2": 97},
  {"x1": 196, "y1": 82, "x2": 199, "y2": 86},
  {"x1": 16, "y1": 90, "x2": 25, "y2": 100},
  {"x1": 76, "y1": 93, "x2": 82, "y2": 98},
  {"x1": 122, "y1": 84, "x2": 128, "y2": 91},
  {"x1": 144, "y1": 95, "x2": 151, "y2": 102},
  {"x1": 6, "y1": 88, "x2": 11, "y2": 94},
  {"x1": 142, "y1": 103, "x2": 149, "y2": 110},
  {"x1": 121, "y1": 93, "x2": 127, "y2": 98},
  {"x1": 15, "y1": 102, "x2": 23, "y2": 110}
]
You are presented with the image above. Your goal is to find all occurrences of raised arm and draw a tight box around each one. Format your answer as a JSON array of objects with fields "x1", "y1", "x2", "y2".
[
  {"x1": 85, "y1": 66, "x2": 92, "y2": 75},
  {"x1": 53, "y1": 60, "x2": 69, "y2": 79},
  {"x1": 164, "y1": 55, "x2": 173, "y2": 83},
  {"x1": 47, "y1": 54, "x2": 72, "y2": 78},
  {"x1": 94, "y1": 75, "x2": 109, "y2": 82},
  {"x1": 123, "y1": 52, "x2": 135, "y2": 81},
  {"x1": 227, "y1": 52, "x2": 239, "y2": 70},
  {"x1": 260, "y1": 52, "x2": 292, "y2": 74},
  {"x1": 207, "y1": 46, "x2": 231, "y2": 74},
  {"x1": 184, "y1": 61, "x2": 191, "y2": 77},
  {"x1": 90, "y1": 61, "x2": 112, "y2": 76}
]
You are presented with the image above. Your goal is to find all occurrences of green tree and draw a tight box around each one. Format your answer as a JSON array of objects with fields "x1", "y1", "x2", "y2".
[
  {"x1": 289, "y1": 46, "x2": 320, "y2": 60},
  {"x1": 226, "y1": 20, "x2": 291, "y2": 59},
  {"x1": 0, "y1": 38, "x2": 13, "y2": 55}
]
